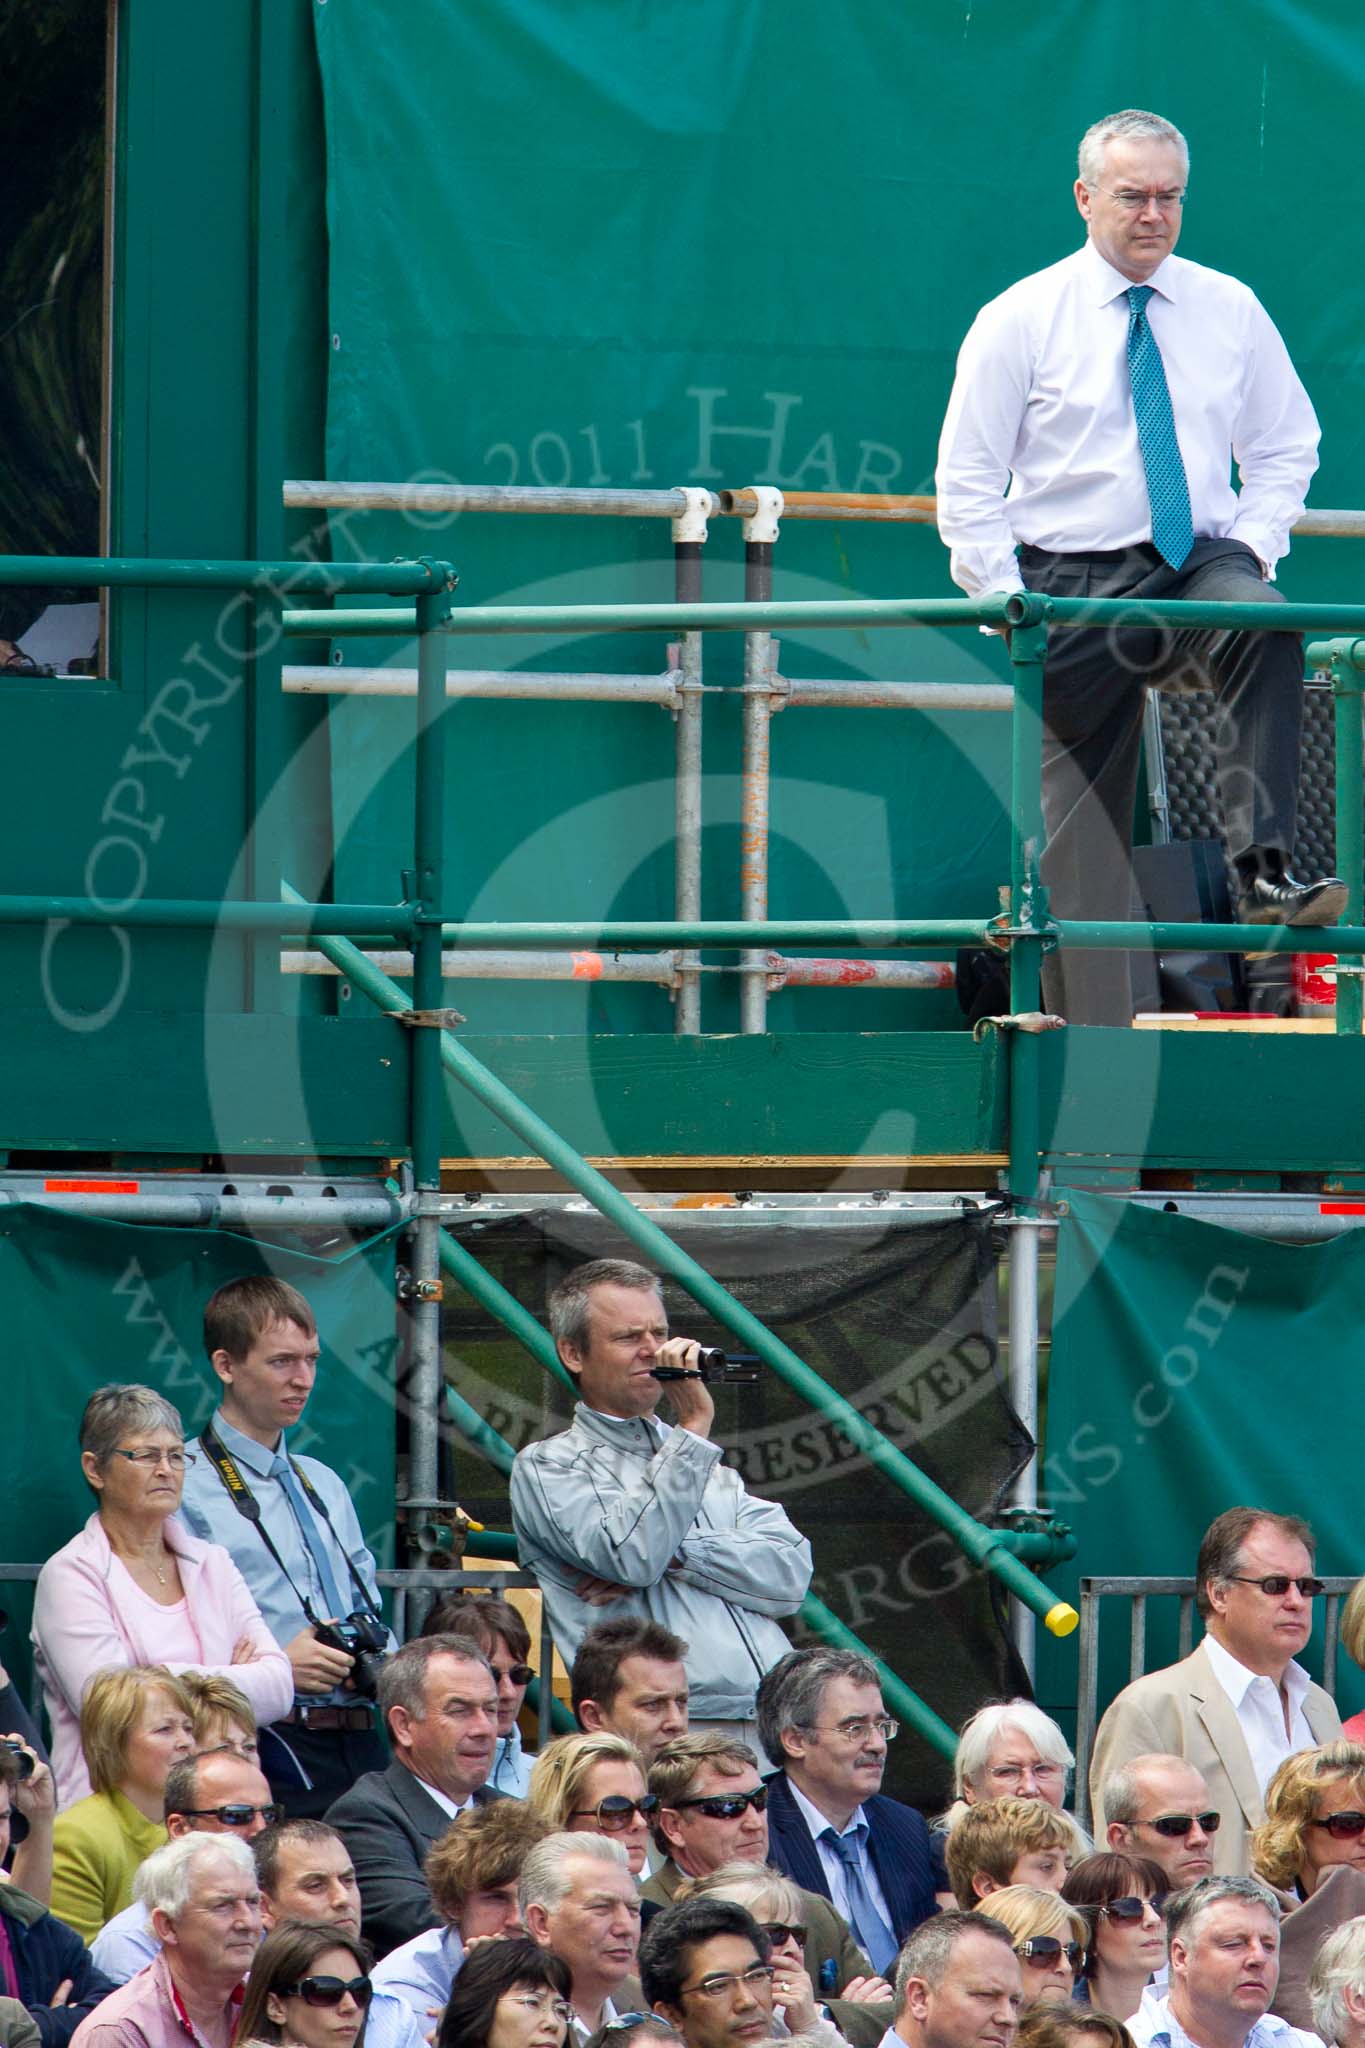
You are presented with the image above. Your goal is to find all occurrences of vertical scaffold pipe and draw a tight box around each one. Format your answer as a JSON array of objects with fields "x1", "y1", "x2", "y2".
[
  {"x1": 1007, "y1": 622, "x2": 1049, "y2": 1202},
  {"x1": 407, "y1": 589, "x2": 452, "y2": 1529},
  {"x1": 1332, "y1": 646, "x2": 1365, "y2": 1035},
  {"x1": 673, "y1": 490, "x2": 710, "y2": 1034},
  {"x1": 740, "y1": 488, "x2": 783, "y2": 1031},
  {"x1": 1007, "y1": 1216, "x2": 1042, "y2": 1679}
]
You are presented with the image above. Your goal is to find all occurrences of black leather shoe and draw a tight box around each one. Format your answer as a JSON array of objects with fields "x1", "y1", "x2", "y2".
[{"x1": 1234, "y1": 871, "x2": 1348, "y2": 926}]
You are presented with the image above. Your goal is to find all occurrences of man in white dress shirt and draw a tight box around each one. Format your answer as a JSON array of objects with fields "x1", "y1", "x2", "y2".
[
  {"x1": 1089, "y1": 1510, "x2": 1342, "y2": 1874},
  {"x1": 1128, "y1": 1875, "x2": 1324, "y2": 2048},
  {"x1": 936, "y1": 107, "x2": 1342, "y2": 1025}
]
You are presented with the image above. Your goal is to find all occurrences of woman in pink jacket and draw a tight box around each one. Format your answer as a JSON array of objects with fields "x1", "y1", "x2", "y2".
[{"x1": 33, "y1": 1383, "x2": 293, "y2": 1806}]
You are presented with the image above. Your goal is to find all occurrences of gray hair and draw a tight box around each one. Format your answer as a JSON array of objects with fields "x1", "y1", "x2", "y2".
[
  {"x1": 548, "y1": 1260, "x2": 662, "y2": 1355},
  {"x1": 680, "y1": 1860, "x2": 805, "y2": 1926},
  {"x1": 1309, "y1": 1916, "x2": 1365, "y2": 2044},
  {"x1": 1101, "y1": 1753, "x2": 1199, "y2": 1828},
  {"x1": 376, "y1": 1633, "x2": 492, "y2": 1728},
  {"x1": 755, "y1": 1647, "x2": 879, "y2": 1766},
  {"x1": 136, "y1": 1832, "x2": 256, "y2": 1921},
  {"x1": 519, "y1": 1830, "x2": 629, "y2": 1917},
  {"x1": 954, "y1": 1700, "x2": 1074, "y2": 1800},
  {"x1": 1077, "y1": 109, "x2": 1189, "y2": 189},
  {"x1": 894, "y1": 1909, "x2": 1015, "y2": 2003},
  {"x1": 80, "y1": 1383, "x2": 183, "y2": 1465},
  {"x1": 1166, "y1": 1875, "x2": 1281, "y2": 1948}
]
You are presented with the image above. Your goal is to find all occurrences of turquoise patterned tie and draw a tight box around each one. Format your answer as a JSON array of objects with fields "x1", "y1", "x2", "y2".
[{"x1": 1126, "y1": 284, "x2": 1194, "y2": 570}]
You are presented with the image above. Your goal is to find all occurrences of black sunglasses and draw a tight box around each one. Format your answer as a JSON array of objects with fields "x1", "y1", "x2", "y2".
[
  {"x1": 1101, "y1": 1896, "x2": 1156, "y2": 1923},
  {"x1": 279, "y1": 1976, "x2": 373, "y2": 2009},
  {"x1": 1227, "y1": 1574, "x2": 1324, "y2": 1598},
  {"x1": 181, "y1": 1802, "x2": 284, "y2": 1828},
  {"x1": 503, "y1": 1663, "x2": 535, "y2": 1687},
  {"x1": 760, "y1": 1922, "x2": 806, "y2": 1947},
  {"x1": 1016, "y1": 1938, "x2": 1083, "y2": 1969},
  {"x1": 570, "y1": 1794, "x2": 660, "y2": 1830},
  {"x1": 1310, "y1": 1811, "x2": 1365, "y2": 1839},
  {"x1": 1146, "y1": 1811, "x2": 1222, "y2": 1837},
  {"x1": 673, "y1": 1786, "x2": 768, "y2": 1821}
]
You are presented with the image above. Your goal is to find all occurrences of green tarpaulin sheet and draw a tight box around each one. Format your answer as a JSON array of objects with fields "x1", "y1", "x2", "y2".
[
  {"x1": 0, "y1": 1205, "x2": 399, "y2": 1706},
  {"x1": 1039, "y1": 1191, "x2": 1365, "y2": 1731}
]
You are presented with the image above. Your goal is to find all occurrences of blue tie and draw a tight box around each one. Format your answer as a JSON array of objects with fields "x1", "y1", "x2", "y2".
[
  {"x1": 1126, "y1": 284, "x2": 1194, "y2": 570},
  {"x1": 820, "y1": 1825, "x2": 897, "y2": 1975},
  {"x1": 271, "y1": 1452, "x2": 348, "y2": 1621}
]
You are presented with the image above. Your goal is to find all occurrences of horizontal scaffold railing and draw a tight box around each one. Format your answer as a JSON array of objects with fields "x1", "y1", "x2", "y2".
[{"x1": 13, "y1": 550, "x2": 1365, "y2": 1679}]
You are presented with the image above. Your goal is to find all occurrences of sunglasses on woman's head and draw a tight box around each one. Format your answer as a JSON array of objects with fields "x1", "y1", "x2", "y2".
[{"x1": 279, "y1": 1976, "x2": 373, "y2": 2009}]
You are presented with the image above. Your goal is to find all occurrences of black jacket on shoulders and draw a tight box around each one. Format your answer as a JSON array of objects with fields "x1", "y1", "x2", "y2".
[
  {"x1": 0, "y1": 1883, "x2": 117, "y2": 2048},
  {"x1": 325, "y1": 1761, "x2": 501, "y2": 1958}
]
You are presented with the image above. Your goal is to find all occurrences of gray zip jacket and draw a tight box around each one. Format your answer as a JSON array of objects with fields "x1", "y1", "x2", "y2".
[{"x1": 510, "y1": 1405, "x2": 813, "y2": 1721}]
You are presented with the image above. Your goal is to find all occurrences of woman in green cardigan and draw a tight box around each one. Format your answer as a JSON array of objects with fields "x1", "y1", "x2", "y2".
[{"x1": 50, "y1": 1664, "x2": 196, "y2": 1942}]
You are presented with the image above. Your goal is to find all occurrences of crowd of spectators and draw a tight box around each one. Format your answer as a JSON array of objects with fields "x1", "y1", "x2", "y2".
[{"x1": 0, "y1": 1259, "x2": 1361, "y2": 2048}]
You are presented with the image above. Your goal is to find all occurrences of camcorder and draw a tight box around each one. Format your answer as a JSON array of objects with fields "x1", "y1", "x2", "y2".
[
  {"x1": 313, "y1": 1610, "x2": 390, "y2": 1699},
  {"x1": 652, "y1": 1347, "x2": 761, "y2": 1384}
]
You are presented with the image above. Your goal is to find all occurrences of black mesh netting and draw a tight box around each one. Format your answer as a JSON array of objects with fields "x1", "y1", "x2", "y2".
[
  {"x1": 438, "y1": 1208, "x2": 1032, "y2": 1809},
  {"x1": 1156, "y1": 681, "x2": 1345, "y2": 877}
]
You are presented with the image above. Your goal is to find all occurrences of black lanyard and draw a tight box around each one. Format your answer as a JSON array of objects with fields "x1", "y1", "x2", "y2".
[{"x1": 199, "y1": 1419, "x2": 380, "y2": 1626}]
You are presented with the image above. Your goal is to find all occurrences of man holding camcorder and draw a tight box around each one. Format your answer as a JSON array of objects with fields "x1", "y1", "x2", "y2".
[
  {"x1": 180, "y1": 1276, "x2": 395, "y2": 1817},
  {"x1": 510, "y1": 1258, "x2": 812, "y2": 1758}
]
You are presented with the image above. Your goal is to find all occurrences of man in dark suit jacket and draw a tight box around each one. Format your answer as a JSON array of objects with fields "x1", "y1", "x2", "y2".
[
  {"x1": 756, "y1": 1649, "x2": 948, "y2": 1973},
  {"x1": 326, "y1": 1636, "x2": 503, "y2": 1957}
]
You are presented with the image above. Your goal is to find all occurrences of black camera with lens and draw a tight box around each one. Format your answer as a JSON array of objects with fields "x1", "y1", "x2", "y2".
[
  {"x1": 0, "y1": 1737, "x2": 33, "y2": 1781},
  {"x1": 313, "y1": 1611, "x2": 390, "y2": 1700},
  {"x1": 652, "y1": 1347, "x2": 761, "y2": 1384}
]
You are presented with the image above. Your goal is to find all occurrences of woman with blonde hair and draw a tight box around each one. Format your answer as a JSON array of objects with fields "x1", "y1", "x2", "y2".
[
  {"x1": 50, "y1": 1664, "x2": 195, "y2": 1941},
  {"x1": 1340, "y1": 1585, "x2": 1365, "y2": 1744},
  {"x1": 973, "y1": 1885, "x2": 1088, "y2": 2005},
  {"x1": 526, "y1": 1733, "x2": 655, "y2": 1877},
  {"x1": 1253, "y1": 1743, "x2": 1365, "y2": 1902}
]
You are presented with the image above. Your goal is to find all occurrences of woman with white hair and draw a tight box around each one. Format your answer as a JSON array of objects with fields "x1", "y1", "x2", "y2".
[
  {"x1": 955, "y1": 1701, "x2": 1074, "y2": 1813},
  {"x1": 33, "y1": 1383, "x2": 292, "y2": 1805},
  {"x1": 1309, "y1": 1916, "x2": 1365, "y2": 2048}
]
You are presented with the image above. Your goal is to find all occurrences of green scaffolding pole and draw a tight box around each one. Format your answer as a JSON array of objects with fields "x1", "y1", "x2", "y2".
[
  {"x1": 287, "y1": 889, "x2": 1077, "y2": 1635},
  {"x1": 439, "y1": 1271, "x2": 959, "y2": 1759}
]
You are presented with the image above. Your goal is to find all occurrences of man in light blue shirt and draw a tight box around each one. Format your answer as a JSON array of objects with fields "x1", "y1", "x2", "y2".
[
  {"x1": 1129, "y1": 1876, "x2": 1325, "y2": 2048},
  {"x1": 178, "y1": 1275, "x2": 395, "y2": 1816}
]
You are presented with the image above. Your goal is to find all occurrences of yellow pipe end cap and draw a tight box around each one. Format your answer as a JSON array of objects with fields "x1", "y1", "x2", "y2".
[{"x1": 1045, "y1": 1601, "x2": 1080, "y2": 1638}]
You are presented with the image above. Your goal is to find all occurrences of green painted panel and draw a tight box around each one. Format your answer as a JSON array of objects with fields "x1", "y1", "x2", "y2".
[
  {"x1": 1037, "y1": 1028, "x2": 1365, "y2": 1171},
  {"x1": 0, "y1": 1012, "x2": 409, "y2": 1156},
  {"x1": 436, "y1": 1031, "x2": 1006, "y2": 1161}
]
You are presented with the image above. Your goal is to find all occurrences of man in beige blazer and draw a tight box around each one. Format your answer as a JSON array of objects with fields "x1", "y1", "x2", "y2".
[{"x1": 1089, "y1": 1508, "x2": 1342, "y2": 1875}]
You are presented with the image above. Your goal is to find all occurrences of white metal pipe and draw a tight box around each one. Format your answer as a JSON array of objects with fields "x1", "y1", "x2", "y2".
[
  {"x1": 282, "y1": 947, "x2": 680, "y2": 986},
  {"x1": 674, "y1": 538, "x2": 706, "y2": 1035},
  {"x1": 283, "y1": 665, "x2": 681, "y2": 706},
  {"x1": 283, "y1": 480, "x2": 717, "y2": 520},
  {"x1": 0, "y1": 1192, "x2": 401, "y2": 1226},
  {"x1": 783, "y1": 678, "x2": 1014, "y2": 711}
]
